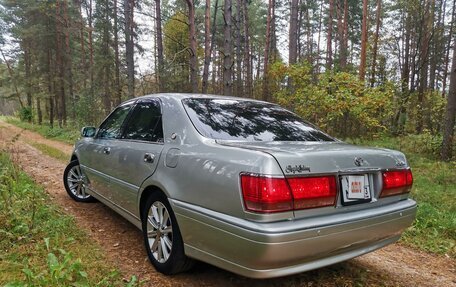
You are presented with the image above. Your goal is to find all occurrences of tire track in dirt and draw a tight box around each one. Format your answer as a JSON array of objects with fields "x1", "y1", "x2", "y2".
[{"x1": 0, "y1": 120, "x2": 455, "y2": 287}]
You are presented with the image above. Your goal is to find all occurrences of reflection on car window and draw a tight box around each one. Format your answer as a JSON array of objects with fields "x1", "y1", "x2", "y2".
[
  {"x1": 97, "y1": 105, "x2": 132, "y2": 139},
  {"x1": 122, "y1": 101, "x2": 164, "y2": 143},
  {"x1": 182, "y1": 98, "x2": 334, "y2": 142}
]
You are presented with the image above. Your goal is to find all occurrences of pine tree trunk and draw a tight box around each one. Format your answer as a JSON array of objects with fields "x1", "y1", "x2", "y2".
[
  {"x1": 55, "y1": 1, "x2": 66, "y2": 127},
  {"x1": 336, "y1": 0, "x2": 345, "y2": 70},
  {"x1": 326, "y1": 0, "x2": 334, "y2": 71},
  {"x1": 359, "y1": 0, "x2": 368, "y2": 81},
  {"x1": 402, "y1": 11, "x2": 411, "y2": 93},
  {"x1": 263, "y1": 0, "x2": 273, "y2": 101},
  {"x1": 289, "y1": 0, "x2": 299, "y2": 65},
  {"x1": 24, "y1": 43, "x2": 32, "y2": 112},
  {"x1": 416, "y1": 0, "x2": 432, "y2": 133},
  {"x1": 37, "y1": 98, "x2": 42, "y2": 125},
  {"x1": 256, "y1": 45, "x2": 261, "y2": 85},
  {"x1": 242, "y1": 0, "x2": 252, "y2": 97},
  {"x1": 63, "y1": 1, "x2": 75, "y2": 120},
  {"x1": 441, "y1": 35, "x2": 456, "y2": 161},
  {"x1": 87, "y1": 0, "x2": 95, "y2": 121},
  {"x1": 124, "y1": 0, "x2": 135, "y2": 98},
  {"x1": 235, "y1": 0, "x2": 243, "y2": 96},
  {"x1": 114, "y1": 0, "x2": 122, "y2": 104},
  {"x1": 185, "y1": 0, "x2": 198, "y2": 93},
  {"x1": 270, "y1": 0, "x2": 277, "y2": 62},
  {"x1": 297, "y1": 2, "x2": 302, "y2": 60},
  {"x1": 370, "y1": 0, "x2": 381, "y2": 87},
  {"x1": 410, "y1": 28, "x2": 417, "y2": 92},
  {"x1": 211, "y1": 47, "x2": 217, "y2": 93},
  {"x1": 442, "y1": 0, "x2": 455, "y2": 96},
  {"x1": 155, "y1": 0, "x2": 165, "y2": 92},
  {"x1": 47, "y1": 49, "x2": 54, "y2": 128},
  {"x1": 316, "y1": 0, "x2": 323, "y2": 74},
  {"x1": 394, "y1": 9, "x2": 411, "y2": 135},
  {"x1": 223, "y1": 0, "x2": 233, "y2": 96},
  {"x1": 340, "y1": 0, "x2": 348, "y2": 70},
  {"x1": 76, "y1": 0, "x2": 87, "y2": 91},
  {"x1": 210, "y1": 0, "x2": 220, "y2": 93},
  {"x1": 429, "y1": 0, "x2": 438, "y2": 90},
  {"x1": 103, "y1": 0, "x2": 111, "y2": 114},
  {"x1": 305, "y1": 2, "x2": 313, "y2": 63},
  {"x1": 202, "y1": 0, "x2": 211, "y2": 94}
]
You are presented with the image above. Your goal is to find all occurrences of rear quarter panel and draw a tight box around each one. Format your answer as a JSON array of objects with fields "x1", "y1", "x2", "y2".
[{"x1": 138, "y1": 96, "x2": 286, "y2": 219}]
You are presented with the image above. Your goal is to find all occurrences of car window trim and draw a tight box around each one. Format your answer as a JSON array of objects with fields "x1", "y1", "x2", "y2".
[
  {"x1": 181, "y1": 98, "x2": 337, "y2": 142},
  {"x1": 95, "y1": 100, "x2": 136, "y2": 140},
  {"x1": 119, "y1": 98, "x2": 164, "y2": 144},
  {"x1": 181, "y1": 98, "x2": 212, "y2": 139},
  {"x1": 117, "y1": 138, "x2": 165, "y2": 145}
]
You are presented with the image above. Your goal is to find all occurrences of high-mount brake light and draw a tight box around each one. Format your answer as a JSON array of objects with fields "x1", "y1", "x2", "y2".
[
  {"x1": 380, "y1": 169, "x2": 413, "y2": 197},
  {"x1": 240, "y1": 173, "x2": 337, "y2": 213}
]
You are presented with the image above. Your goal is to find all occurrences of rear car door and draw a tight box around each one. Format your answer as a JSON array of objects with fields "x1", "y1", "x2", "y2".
[
  {"x1": 79, "y1": 103, "x2": 133, "y2": 201},
  {"x1": 107, "y1": 99, "x2": 165, "y2": 215}
]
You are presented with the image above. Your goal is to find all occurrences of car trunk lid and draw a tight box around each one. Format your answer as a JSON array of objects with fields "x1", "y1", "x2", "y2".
[
  {"x1": 218, "y1": 140, "x2": 409, "y2": 218},
  {"x1": 217, "y1": 141, "x2": 407, "y2": 174}
]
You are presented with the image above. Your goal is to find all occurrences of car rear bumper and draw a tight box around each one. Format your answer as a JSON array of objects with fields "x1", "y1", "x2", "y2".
[{"x1": 171, "y1": 199, "x2": 417, "y2": 279}]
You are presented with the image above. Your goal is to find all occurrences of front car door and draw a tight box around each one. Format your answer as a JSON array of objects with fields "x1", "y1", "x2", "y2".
[
  {"x1": 107, "y1": 98, "x2": 165, "y2": 216},
  {"x1": 79, "y1": 102, "x2": 134, "y2": 201}
]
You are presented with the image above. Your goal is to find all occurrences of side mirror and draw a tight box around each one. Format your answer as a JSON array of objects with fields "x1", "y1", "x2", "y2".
[{"x1": 81, "y1": 126, "x2": 96, "y2": 138}]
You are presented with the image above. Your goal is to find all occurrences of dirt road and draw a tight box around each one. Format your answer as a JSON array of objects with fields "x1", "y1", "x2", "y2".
[{"x1": 1, "y1": 120, "x2": 455, "y2": 287}]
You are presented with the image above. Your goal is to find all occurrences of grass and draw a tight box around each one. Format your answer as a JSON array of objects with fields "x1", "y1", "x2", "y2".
[
  {"x1": 1, "y1": 116, "x2": 80, "y2": 144},
  {"x1": 0, "y1": 152, "x2": 139, "y2": 286},
  {"x1": 350, "y1": 136, "x2": 456, "y2": 258},
  {"x1": 25, "y1": 141, "x2": 69, "y2": 162}
]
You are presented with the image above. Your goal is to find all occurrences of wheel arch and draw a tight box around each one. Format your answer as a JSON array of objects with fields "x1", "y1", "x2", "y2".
[
  {"x1": 70, "y1": 154, "x2": 78, "y2": 162},
  {"x1": 139, "y1": 185, "x2": 168, "y2": 221}
]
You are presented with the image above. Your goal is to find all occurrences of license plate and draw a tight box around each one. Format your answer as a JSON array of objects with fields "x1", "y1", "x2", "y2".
[{"x1": 340, "y1": 174, "x2": 371, "y2": 205}]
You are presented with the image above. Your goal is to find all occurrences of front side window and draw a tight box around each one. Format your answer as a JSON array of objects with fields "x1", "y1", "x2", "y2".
[
  {"x1": 122, "y1": 101, "x2": 164, "y2": 143},
  {"x1": 97, "y1": 105, "x2": 132, "y2": 139},
  {"x1": 182, "y1": 98, "x2": 334, "y2": 142}
]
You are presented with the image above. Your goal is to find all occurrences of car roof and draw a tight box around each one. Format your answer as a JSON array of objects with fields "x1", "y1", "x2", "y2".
[{"x1": 129, "y1": 93, "x2": 270, "y2": 104}]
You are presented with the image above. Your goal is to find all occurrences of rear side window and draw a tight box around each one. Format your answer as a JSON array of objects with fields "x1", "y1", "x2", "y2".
[
  {"x1": 122, "y1": 101, "x2": 164, "y2": 143},
  {"x1": 182, "y1": 98, "x2": 334, "y2": 142},
  {"x1": 97, "y1": 105, "x2": 132, "y2": 139}
]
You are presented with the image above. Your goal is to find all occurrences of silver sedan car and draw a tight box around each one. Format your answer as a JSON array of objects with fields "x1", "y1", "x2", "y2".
[{"x1": 63, "y1": 93, "x2": 416, "y2": 278}]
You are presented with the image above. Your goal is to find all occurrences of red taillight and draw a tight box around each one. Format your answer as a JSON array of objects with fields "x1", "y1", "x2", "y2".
[
  {"x1": 240, "y1": 173, "x2": 337, "y2": 213},
  {"x1": 288, "y1": 176, "x2": 337, "y2": 209},
  {"x1": 381, "y1": 169, "x2": 413, "y2": 197},
  {"x1": 240, "y1": 174, "x2": 293, "y2": 213}
]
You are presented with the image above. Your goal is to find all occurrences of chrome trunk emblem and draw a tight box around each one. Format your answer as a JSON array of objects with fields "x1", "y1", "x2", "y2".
[
  {"x1": 285, "y1": 164, "x2": 311, "y2": 174},
  {"x1": 354, "y1": 157, "x2": 365, "y2": 167},
  {"x1": 395, "y1": 160, "x2": 406, "y2": 167}
]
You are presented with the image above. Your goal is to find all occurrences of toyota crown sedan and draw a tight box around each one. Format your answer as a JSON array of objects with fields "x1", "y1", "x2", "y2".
[{"x1": 63, "y1": 93, "x2": 416, "y2": 278}]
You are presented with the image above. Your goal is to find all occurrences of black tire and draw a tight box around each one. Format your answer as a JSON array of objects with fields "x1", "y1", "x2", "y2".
[
  {"x1": 141, "y1": 192, "x2": 194, "y2": 275},
  {"x1": 63, "y1": 160, "x2": 96, "y2": 202}
]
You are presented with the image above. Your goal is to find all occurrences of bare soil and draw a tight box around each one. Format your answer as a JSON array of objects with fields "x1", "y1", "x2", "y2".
[{"x1": 1, "y1": 120, "x2": 455, "y2": 287}]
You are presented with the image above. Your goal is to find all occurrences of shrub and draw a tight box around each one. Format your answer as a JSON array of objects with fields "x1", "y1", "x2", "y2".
[
  {"x1": 18, "y1": 107, "x2": 32, "y2": 122},
  {"x1": 270, "y1": 62, "x2": 395, "y2": 138}
]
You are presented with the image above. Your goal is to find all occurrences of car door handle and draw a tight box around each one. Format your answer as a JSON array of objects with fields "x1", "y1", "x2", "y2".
[
  {"x1": 103, "y1": 147, "x2": 111, "y2": 154},
  {"x1": 144, "y1": 153, "x2": 155, "y2": 163}
]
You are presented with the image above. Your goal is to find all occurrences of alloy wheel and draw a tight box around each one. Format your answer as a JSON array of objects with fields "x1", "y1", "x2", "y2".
[
  {"x1": 146, "y1": 201, "x2": 173, "y2": 263},
  {"x1": 66, "y1": 164, "x2": 90, "y2": 200}
]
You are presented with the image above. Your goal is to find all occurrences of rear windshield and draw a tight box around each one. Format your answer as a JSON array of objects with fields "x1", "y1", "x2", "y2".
[{"x1": 182, "y1": 98, "x2": 334, "y2": 142}]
